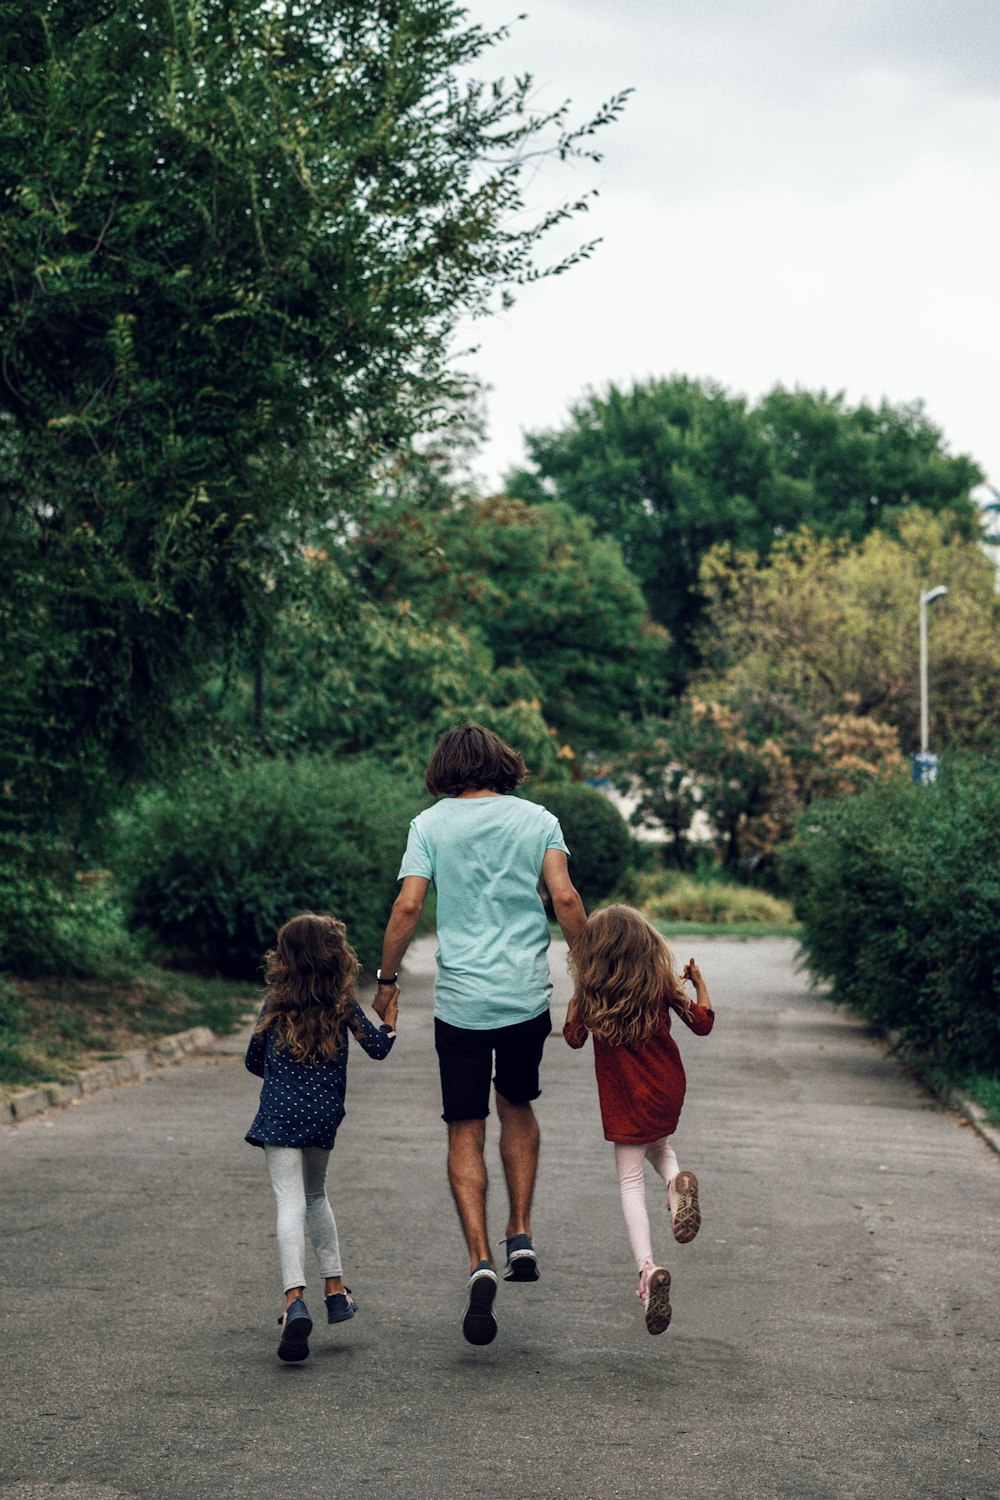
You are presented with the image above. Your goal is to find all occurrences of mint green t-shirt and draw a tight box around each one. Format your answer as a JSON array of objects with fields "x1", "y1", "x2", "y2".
[{"x1": 397, "y1": 795, "x2": 570, "y2": 1029}]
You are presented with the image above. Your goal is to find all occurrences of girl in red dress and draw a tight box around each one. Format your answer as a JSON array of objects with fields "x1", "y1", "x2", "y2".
[{"x1": 564, "y1": 905, "x2": 715, "y2": 1334}]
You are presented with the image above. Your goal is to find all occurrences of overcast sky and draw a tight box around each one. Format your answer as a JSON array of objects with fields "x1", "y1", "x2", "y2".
[{"x1": 459, "y1": 0, "x2": 1000, "y2": 498}]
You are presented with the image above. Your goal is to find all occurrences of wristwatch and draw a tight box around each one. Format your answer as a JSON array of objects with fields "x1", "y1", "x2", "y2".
[{"x1": 376, "y1": 969, "x2": 398, "y2": 986}]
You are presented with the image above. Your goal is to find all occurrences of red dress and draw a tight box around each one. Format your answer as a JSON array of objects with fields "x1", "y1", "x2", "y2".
[{"x1": 564, "y1": 1000, "x2": 714, "y2": 1144}]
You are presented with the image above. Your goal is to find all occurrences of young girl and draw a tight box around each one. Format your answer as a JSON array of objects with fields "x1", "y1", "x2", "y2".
[
  {"x1": 245, "y1": 912, "x2": 398, "y2": 1363},
  {"x1": 564, "y1": 905, "x2": 714, "y2": 1336}
]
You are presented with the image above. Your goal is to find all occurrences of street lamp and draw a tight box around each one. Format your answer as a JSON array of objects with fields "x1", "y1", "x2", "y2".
[{"x1": 919, "y1": 584, "x2": 949, "y2": 758}]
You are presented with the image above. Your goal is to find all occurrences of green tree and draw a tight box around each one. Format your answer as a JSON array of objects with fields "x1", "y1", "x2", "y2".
[
  {"x1": 616, "y1": 697, "x2": 905, "y2": 877},
  {"x1": 195, "y1": 543, "x2": 569, "y2": 777},
  {"x1": 696, "y1": 510, "x2": 1000, "y2": 753},
  {"x1": 507, "y1": 378, "x2": 983, "y2": 682},
  {"x1": 344, "y1": 489, "x2": 671, "y2": 749},
  {"x1": 0, "y1": 1, "x2": 627, "y2": 845}
]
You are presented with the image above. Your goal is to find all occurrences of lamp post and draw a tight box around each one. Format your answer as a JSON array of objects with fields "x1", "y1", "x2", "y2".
[{"x1": 918, "y1": 584, "x2": 949, "y2": 760}]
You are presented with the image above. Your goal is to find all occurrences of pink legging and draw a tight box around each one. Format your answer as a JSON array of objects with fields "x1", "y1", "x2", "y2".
[{"x1": 614, "y1": 1139, "x2": 679, "y2": 1271}]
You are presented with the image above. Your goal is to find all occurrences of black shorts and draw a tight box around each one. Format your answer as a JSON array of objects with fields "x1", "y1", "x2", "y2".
[{"x1": 434, "y1": 1010, "x2": 553, "y2": 1123}]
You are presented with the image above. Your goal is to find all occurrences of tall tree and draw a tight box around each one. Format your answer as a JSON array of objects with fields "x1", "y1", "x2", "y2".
[
  {"x1": 696, "y1": 510, "x2": 1000, "y2": 754},
  {"x1": 507, "y1": 378, "x2": 983, "y2": 683},
  {"x1": 343, "y1": 488, "x2": 671, "y2": 749},
  {"x1": 0, "y1": 1, "x2": 627, "y2": 841}
]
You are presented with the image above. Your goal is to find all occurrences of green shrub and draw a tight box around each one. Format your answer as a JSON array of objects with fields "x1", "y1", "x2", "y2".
[
  {"x1": 780, "y1": 757, "x2": 1000, "y2": 1070},
  {"x1": 114, "y1": 754, "x2": 429, "y2": 978},
  {"x1": 0, "y1": 860, "x2": 140, "y2": 978},
  {"x1": 523, "y1": 782, "x2": 633, "y2": 900},
  {"x1": 631, "y1": 871, "x2": 796, "y2": 925}
]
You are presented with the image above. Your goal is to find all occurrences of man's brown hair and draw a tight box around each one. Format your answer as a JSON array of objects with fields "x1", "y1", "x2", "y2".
[{"x1": 425, "y1": 722, "x2": 528, "y2": 797}]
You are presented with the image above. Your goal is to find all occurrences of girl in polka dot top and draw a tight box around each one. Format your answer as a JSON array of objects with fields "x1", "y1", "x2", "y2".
[{"x1": 245, "y1": 911, "x2": 398, "y2": 1362}]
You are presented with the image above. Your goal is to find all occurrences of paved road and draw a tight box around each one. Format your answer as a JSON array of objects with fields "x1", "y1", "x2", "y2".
[{"x1": 2, "y1": 938, "x2": 999, "y2": 1500}]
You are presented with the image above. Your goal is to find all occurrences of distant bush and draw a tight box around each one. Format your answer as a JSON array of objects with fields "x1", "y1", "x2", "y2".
[
  {"x1": 0, "y1": 858, "x2": 140, "y2": 978},
  {"x1": 780, "y1": 757, "x2": 1000, "y2": 1070},
  {"x1": 115, "y1": 755, "x2": 428, "y2": 978},
  {"x1": 524, "y1": 782, "x2": 633, "y2": 900},
  {"x1": 631, "y1": 871, "x2": 796, "y2": 926}
]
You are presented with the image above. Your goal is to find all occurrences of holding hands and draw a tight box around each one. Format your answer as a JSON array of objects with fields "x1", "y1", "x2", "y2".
[{"x1": 373, "y1": 983, "x2": 400, "y2": 1028}]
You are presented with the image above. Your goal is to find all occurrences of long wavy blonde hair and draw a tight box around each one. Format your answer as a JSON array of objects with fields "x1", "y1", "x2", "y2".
[
  {"x1": 568, "y1": 904, "x2": 689, "y2": 1047},
  {"x1": 256, "y1": 912, "x2": 360, "y2": 1063}
]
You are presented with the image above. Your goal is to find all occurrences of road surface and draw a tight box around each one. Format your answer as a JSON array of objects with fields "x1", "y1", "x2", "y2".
[{"x1": 2, "y1": 938, "x2": 998, "y2": 1500}]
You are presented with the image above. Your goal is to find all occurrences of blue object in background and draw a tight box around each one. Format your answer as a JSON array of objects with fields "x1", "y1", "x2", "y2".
[{"x1": 912, "y1": 752, "x2": 939, "y2": 785}]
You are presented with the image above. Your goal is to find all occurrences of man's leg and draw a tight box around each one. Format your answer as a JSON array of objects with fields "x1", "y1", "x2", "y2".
[
  {"x1": 447, "y1": 1117, "x2": 499, "y2": 1345},
  {"x1": 496, "y1": 1092, "x2": 540, "y2": 1240},
  {"x1": 493, "y1": 1010, "x2": 550, "y2": 1281},
  {"x1": 446, "y1": 1118, "x2": 492, "y2": 1273}
]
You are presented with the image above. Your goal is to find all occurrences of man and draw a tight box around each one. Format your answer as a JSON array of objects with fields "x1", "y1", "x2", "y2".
[{"x1": 374, "y1": 723, "x2": 587, "y2": 1345}]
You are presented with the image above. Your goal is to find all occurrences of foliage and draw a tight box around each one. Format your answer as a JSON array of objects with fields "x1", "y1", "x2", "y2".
[
  {"x1": 507, "y1": 378, "x2": 983, "y2": 681},
  {"x1": 963, "y1": 1073, "x2": 1000, "y2": 1129},
  {"x1": 780, "y1": 758, "x2": 1000, "y2": 1070},
  {"x1": 342, "y1": 489, "x2": 671, "y2": 748},
  {"x1": 0, "y1": 859, "x2": 142, "y2": 978},
  {"x1": 617, "y1": 701, "x2": 799, "y2": 874},
  {"x1": 630, "y1": 871, "x2": 797, "y2": 927},
  {"x1": 522, "y1": 782, "x2": 632, "y2": 900},
  {"x1": 195, "y1": 543, "x2": 574, "y2": 778},
  {"x1": 697, "y1": 510, "x2": 1000, "y2": 753},
  {"x1": 114, "y1": 754, "x2": 429, "y2": 977},
  {"x1": 0, "y1": 0, "x2": 627, "y2": 845},
  {"x1": 616, "y1": 693, "x2": 906, "y2": 877}
]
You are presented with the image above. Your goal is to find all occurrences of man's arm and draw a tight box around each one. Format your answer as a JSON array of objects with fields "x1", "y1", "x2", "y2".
[
  {"x1": 541, "y1": 848, "x2": 587, "y2": 948},
  {"x1": 373, "y1": 875, "x2": 430, "y2": 1019}
]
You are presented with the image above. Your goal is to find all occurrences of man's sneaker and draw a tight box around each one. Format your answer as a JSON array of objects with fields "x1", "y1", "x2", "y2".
[
  {"x1": 638, "y1": 1262, "x2": 672, "y2": 1336},
  {"x1": 670, "y1": 1170, "x2": 701, "y2": 1244},
  {"x1": 326, "y1": 1290, "x2": 358, "y2": 1324},
  {"x1": 277, "y1": 1297, "x2": 313, "y2": 1362},
  {"x1": 462, "y1": 1261, "x2": 498, "y2": 1345},
  {"x1": 502, "y1": 1233, "x2": 539, "y2": 1282}
]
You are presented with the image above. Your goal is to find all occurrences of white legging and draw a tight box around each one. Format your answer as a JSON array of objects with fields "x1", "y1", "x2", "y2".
[
  {"x1": 264, "y1": 1145, "x2": 343, "y2": 1293},
  {"x1": 614, "y1": 1138, "x2": 679, "y2": 1271}
]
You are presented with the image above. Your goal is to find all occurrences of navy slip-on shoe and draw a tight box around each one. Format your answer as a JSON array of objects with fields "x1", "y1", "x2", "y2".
[
  {"x1": 462, "y1": 1261, "x2": 498, "y2": 1346},
  {"x1": 326, "y1": 1290, "x2": 358, "y2": 1325},
  {"x1": 502, "y1": 1233, "x2": 539, "y2": 1282},
  {"x1": 277, "y1": 1297, "x2": 313, "y2": 1362}
]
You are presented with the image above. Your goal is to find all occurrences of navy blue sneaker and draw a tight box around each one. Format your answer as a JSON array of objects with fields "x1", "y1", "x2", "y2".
[
  {"x1": 503, "y1": 1233, "x2": 539, "y2": 1282},
  {"x1": 277, "y1": 1297, "x2": 312, "y2": 1362},
  {"x1": 326, "y1": 1289, "x2": 358, "y2": 1324},
  {"x1": 462, "y1": 1261, "x2": 498, "y2": 1345}
]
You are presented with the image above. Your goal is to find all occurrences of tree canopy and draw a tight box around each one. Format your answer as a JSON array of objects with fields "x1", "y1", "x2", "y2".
[
  {"x1": 507, "y1": 378, "x2": 984, "y2": 682},
  {"x1": 0, "y1": 0, "x2": 626, "y2": 841},
  {"x1": 340, "y1": 486, "x2": 671, "y2": 749},
  {"x1": 696, "y1": 509, "x2": 1000, "y2": 754}
]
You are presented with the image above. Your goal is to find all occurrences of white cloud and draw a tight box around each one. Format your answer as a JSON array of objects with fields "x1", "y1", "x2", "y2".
[{"x1": 461, "y1": 2, "x2": 1000, "y2": 490}]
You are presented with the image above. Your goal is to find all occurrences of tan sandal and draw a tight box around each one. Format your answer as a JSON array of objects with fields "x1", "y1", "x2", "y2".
[
  {"x1": 671, "y1": 1170, "x2": 701, "y2": 1243},
  {"x1": 639, "y1": 1262, "x2": 672, "y2": 1335}
]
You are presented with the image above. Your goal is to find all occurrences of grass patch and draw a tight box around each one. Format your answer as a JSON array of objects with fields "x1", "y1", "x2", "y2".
[
  {"x1": 648, "y1": 919, "x2": 802, "y2": 941},
  {"x1": 630, "y1": 871, "x2": 797, "y2": 927},
  {"x1": 0, "y1": 968, "x2": 260, "y2": 1100},
  {"x1": 962, "y1": 1073, "x2": 1000, "y2": 1128}
]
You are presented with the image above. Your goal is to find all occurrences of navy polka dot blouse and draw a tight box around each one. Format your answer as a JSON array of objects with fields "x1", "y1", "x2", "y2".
[{"x1": 245, "y1": 1000, "x2": 395, "y2": 1150}]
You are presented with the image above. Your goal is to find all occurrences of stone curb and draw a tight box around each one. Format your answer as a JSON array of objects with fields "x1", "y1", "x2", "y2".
[
  {"x1": 884, "y1": 1029, "x2": 1000, "y2": 1158},
  {"x1": 1, "y1": 1026, "x2": 217, "y2": 1126}
]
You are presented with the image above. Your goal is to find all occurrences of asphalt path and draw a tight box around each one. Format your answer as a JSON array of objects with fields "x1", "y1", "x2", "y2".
[{"x1": 2, "y1": 937, "x2": 999, "y2": 1500}]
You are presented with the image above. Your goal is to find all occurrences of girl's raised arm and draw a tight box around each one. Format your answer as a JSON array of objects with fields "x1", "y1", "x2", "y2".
[{"x1": 679, "y1": 958, "x2": 715, "y2": 1034}]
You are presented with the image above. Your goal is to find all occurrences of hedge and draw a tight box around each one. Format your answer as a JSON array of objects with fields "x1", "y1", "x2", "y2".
[
  {"x1": 115, "y1": 754, "x2": 428, "y2": 978},
  {"x1": 523, "y1": 782, "x2": 632, "y2": 901},
  {"x1": 780, "y1": 758, "x2": 1000, "y2": 1070}
]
